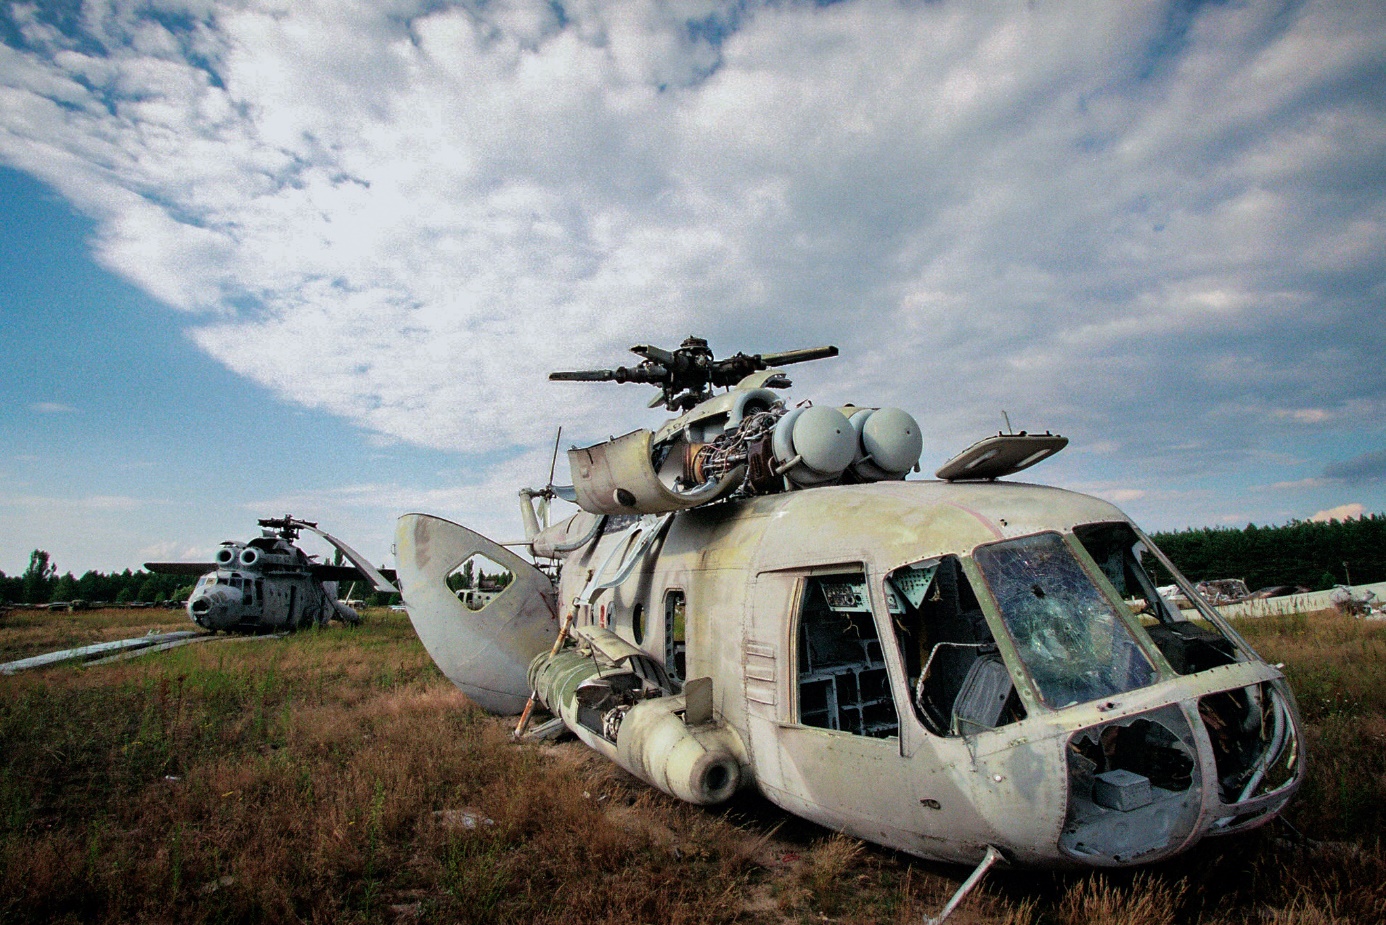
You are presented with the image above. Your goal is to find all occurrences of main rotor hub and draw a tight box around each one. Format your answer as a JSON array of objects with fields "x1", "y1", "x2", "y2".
[
  {"x1": 549, "y1": 337, "x2": 839, "y2": 411},
  {"x1": 257, "y1": 515, "x2": 316, "y2": 542}
]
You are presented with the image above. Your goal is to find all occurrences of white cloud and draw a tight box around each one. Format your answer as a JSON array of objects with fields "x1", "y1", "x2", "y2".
[
  {"x1": 1311, "y1": 502, "x2": 1365, "y2": 523},
  {"x1": 1270, "y1": 477, "x2": 1329, "y2": 491},
  {"x1": 1, "y1": 0, "x2": 1384, "y2": 516},
  {"x1": 1275, "y1": 408, "x2": 1333, "y2": 425},
  {"x1": 137, "y1": 540, "x2": 213, "y2": 562},
  {"x1": 30, "y1": 401, "x2": 77, "y2": 413}
]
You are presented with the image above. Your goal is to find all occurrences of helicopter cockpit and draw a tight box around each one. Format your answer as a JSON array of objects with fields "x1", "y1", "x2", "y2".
[{"x1": 876, "y1": 520, "x2": 1250, "y2": 739}]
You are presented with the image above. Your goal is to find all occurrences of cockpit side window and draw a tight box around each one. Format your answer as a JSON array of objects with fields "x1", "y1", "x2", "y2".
[
  {"x1": 1073, "y1": 522, "x2": 1238, "y2": 676},
  {"x1": 974, "y1": 532, "x2": 1159, "y2": 708},
  {"x1": 795, "y1": 572, "x2": 899, "y2": 739},
  {"x1": 886, "y1": 556, "x2": 1024, "y2": 736}
]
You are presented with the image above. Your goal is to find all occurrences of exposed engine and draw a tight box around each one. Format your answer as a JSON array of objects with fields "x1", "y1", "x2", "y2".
[{"x1": 658, "y1": 401, "x2": 925, "y2": 503}]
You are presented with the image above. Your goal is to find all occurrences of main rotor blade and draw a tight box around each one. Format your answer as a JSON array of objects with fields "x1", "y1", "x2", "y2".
[
  {"x1": 550, "y1": 364, "x2": 668, "y2": 384},
  {"x1": 311, "y1": 564, "x2": 398, "y2": 585},
  {"x1": 144, "y1": 562, "x2": 217, "y2": 576},
  {"x1": 549, "y1": 369, "x2": 619, "y2": 381},
  {"x1": 760, "y1": 345, "x2": 839, "y2": 366},
  {"x1": 291, "y1": 521, "x2": 399, "y2": 594}
]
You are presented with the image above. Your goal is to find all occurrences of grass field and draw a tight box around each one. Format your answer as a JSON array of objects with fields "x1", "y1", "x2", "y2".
[{"x1": 0, "y1": 606, "x2": 1382, "y2": 924}]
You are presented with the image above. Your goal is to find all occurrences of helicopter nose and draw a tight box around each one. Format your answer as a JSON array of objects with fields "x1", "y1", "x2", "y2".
[{"x1": 189, "y1": 589, "x2": 238, "y2": 629}]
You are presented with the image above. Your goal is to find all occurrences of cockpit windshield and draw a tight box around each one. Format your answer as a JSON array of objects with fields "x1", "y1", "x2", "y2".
[
  {"x1": 1073, "y1": 522, "x2": 1240, "y2": 676},
  {"x1": 973, "y1": 532, "x2": 1158, "y2": 708}
]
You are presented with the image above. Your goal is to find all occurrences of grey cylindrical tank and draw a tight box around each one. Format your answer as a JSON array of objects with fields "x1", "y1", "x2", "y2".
[
  {"x1": 772, "y1": 406, "x2": 856, "y2": 487},
  {"x1": 849, "y1": 407, "x2": 923, "y2": 481}
]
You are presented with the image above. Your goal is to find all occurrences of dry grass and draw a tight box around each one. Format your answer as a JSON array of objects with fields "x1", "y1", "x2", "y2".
[
  {"x1": 1, "y1": 607, "x2": 1383, "y2": 923},
  {"x1": 0, "y1": 606, "x2": 189, "y2": 663}
]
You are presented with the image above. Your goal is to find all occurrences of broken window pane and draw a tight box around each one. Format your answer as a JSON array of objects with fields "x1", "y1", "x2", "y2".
[
  {"x1": 796, "y1": 572, "x2": 899, "y2": 739},
  {"x1": 887, "y1": 556, "x2": 1024, "y2": 736},
  {"x1": 664, "y1": 589, "x2": 685, "y2": 685},
  {"x1": 974, "y1": 533, "x2": 1158, "y2": 709},
  {"x1": 1073, "y1": 523, "x2": 1237, "y2": 676}
]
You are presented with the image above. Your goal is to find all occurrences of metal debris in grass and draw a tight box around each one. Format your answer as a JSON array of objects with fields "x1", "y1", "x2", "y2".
[{"x1": 434, "y1": 808, "x2": 494, "y2": 830}]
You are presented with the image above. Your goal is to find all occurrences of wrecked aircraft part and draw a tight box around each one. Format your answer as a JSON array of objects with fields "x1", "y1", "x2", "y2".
[
  {"x1": 935, "y1": 432, "x2": 1068, "y2": 481},
  {"x1": 561, "y1": 362, "x2": 923, "y2": 520},
  {"x1": 975, "y1": 532, "x2": 1158, "y2": 708},
  {"x1": 888, "y1": 555, "x2": 1027, "y2": 737},
  {"x1": 394, "y1": 513, "x2": 559, "y2": 714},
  {"x1": 1145, "y1": 622, "x2": 1235, "y2": 675},
  {"x1": 550, "y1": 337, "x2": 837, "y2": 412},
  {"x1": 0, "y1": 631, "x2": 202, "y2": 674},
  {"x1": 1195, "y1": 579, "x2": 1252, "y2": 606},
  {"x1": 1199, "y1": 682, "x2": 1299, "y2": 811},
  {"x1": 401, "y1": 340, "x2": 1307, "y2": 874},
  {"x1": 1072, "y1": 522, "x2": 1241, "y2": 676},
  {"x1": 925, "y1": 845, "x2": 1004, "y2": 925},
  {"x1": 796, "y1": 572, "x2": 899, "y2": 738},
  {"x1": 677, "y1": 407, "x2": 786, "y2": 494},
  {"x1": 1062, "y1": 705, "x2": 1202, "y2": 865},
  {"x1": 528, "y1": 511, "x2": 606, "y2": 559},
  {"x1": 569, "y1": 430, "x2": 745, "y2": 516},
  {"x1": 530, "y1": 627, "x2": 744, "y2": 805}
]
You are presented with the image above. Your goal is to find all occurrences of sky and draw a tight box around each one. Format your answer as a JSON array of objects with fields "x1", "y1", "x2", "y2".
[{"x1": 1, "y1": 0, "x2": 1384, "y2": 577}]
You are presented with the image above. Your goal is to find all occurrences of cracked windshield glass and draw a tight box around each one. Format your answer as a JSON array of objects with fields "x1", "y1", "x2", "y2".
[{"x1": 973, "y1": 532, "x2": 1158, "y2": 708}]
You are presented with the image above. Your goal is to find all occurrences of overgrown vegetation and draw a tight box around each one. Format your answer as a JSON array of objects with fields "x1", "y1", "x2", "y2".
[
  {"x1": 1, "y1": 608, "x2": 1382, "y2": 923},
  {"x1": 1149, "y1": 513, "x2": 1386, "y2": 590},
  {"x1": 0, "y1": 550, "x2": 400, "y2": 608},
  {"x1": 0, "y1": 550, "x2": 192, "y2": 606}
]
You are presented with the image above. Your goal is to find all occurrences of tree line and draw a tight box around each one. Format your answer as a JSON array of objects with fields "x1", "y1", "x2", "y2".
[
  {"x1": 1146, "y1": 513, "x2": 1386, "y2": 591},
  {"x1": 0, "y1": 550, "x2": 193, "y2": 606},
  {"x1": 1, "y1": 550, "x2": 401, "y2": 608}
]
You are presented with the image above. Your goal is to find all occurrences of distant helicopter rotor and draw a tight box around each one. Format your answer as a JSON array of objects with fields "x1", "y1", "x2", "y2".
[
  {"x1": 549, "y1": 336, "x2": 840, "y2": 411},
  {"x1": 258, "y1": 515, "x2": 315, "y2": 542}
]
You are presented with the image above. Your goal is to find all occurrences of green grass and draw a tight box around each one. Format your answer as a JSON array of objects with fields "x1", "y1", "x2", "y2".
[{"x1": 1, "y1": 607, "x2": 1383, "y2": 923}]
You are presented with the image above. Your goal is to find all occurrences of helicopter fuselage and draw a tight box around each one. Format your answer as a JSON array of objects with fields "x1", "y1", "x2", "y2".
[
  {"x1": 187, "y1": 567, "x2": 333, "y2": 632},
  {"x1": 398, "y1": 478, "x2": 1303, "y2": 869},
  {"x1": 148, "y1": 516, "x2": 389, "y2": 634},
  {"x1": 186, "y1": 538, "x2": 357, "y2": 632}
]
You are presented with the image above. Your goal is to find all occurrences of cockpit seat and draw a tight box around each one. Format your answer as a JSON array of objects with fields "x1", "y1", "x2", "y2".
[{"x1": 952, "y1": 654, "x2": 1014, "y2": 736}]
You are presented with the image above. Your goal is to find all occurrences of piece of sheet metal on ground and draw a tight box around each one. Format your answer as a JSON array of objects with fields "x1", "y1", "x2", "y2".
[
  {"x1": 0, "y1": 631, "x2": 202, "y2": 674},
  {"x1": 83, "y1": 632, "x2": 284, "y2": 666}
]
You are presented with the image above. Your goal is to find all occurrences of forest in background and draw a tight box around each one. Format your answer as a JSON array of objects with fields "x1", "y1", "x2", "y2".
[
  {"x1": 0, "y1": 550, "x2": 399, "y2": 607},
  {"x1": 3, "y1": 512, "x2": 1382, "y2": 607},
  {"x1": 1148, "y1": 513, "x2": 1386, "y2": 590}
]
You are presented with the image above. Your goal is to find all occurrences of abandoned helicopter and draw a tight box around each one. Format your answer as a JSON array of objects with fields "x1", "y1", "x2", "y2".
[
  {"x1": 147, "y1": 516, "x2": 398, "y2": 633},
  {"x1": 392, "y1": 337, "x2": 1303, "y2": 911}
]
